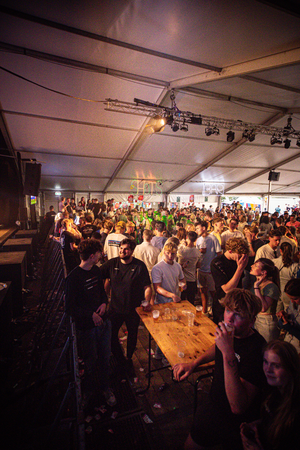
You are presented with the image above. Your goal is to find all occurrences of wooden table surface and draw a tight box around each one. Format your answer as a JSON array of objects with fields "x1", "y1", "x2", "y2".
[
  {"x1": 3, "y1": 238, "x2": 33, "y2": 247},
  {"x1": 136, "y1": 300, "x2": 216, "y2": 369}
]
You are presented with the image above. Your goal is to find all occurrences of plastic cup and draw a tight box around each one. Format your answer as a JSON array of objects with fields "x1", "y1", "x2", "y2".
[
  {"x1": 164, "y1": 307, "x2": 171, "y2": 320},
  {"x1": 178, "y1": 281, "x2": 185, "y2": 292},
  {"x1": 152, "y1": 310, "x2": 160, "y2": 321},
  {"x1": 177, "y1": 340, "x2": 186, "y2": 358},
  {"x1": 186, "y1": 311, "x2": 195, "y2": 327},
  {"x1": 195, "y1": 305, "x2": 203, "y2": 317},
  {"x1": 223, "y1": 322, "x2": 234, "y2": 335},
  {"x1": 171, "y1": 309, "x2": 178, "y2": 321}
]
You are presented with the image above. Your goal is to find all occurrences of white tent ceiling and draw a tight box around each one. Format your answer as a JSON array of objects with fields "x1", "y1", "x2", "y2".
[{"x1": 1, "y1": 0, "x2": 300, "y2": 198}]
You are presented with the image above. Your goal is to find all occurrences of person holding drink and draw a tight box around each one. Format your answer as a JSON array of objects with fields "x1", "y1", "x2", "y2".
[
  {"x1": 151, "y1": 242, "x2": 186, "y2": 363},
  {"x1": 173, "y1": 288, "x2": 265, "y2": 450}
]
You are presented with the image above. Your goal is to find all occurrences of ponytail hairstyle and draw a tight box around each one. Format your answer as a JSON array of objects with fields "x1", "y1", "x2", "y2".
[
  {"x1": 280, "y1": 242, "x2": 294, "y2": 268},
  {"x1": 256, "y1": 258, "x2": 280, "y2": 288}
]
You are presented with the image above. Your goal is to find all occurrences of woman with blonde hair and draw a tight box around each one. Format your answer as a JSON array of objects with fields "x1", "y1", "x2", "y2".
[
  {"x1": 274, "y1": 242, "x2": 299, "y2": 311},
  {"x1": 60, "y1": 218, "x2": 82, "y2": 273}
]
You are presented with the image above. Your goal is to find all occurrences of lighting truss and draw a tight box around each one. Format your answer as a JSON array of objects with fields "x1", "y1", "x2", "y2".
[{"x1": 104, "y1": 98, "x2": 300, "y2": 140}]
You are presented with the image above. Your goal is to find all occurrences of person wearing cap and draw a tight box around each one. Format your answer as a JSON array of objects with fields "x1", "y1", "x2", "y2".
[{"x1": 103, "y1": 221, "x2": 126, "y2": 260}]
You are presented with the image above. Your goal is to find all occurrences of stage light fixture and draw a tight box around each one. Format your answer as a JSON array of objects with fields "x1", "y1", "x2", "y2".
[
  {"x1": 270, "y1": 133, "x2": 282, "y2": 145},
  {"x1": 226, "y1": 130, "x2": 235, "y2": 142},
  {"x1": 296, "y1": 139, "x2": 300, "y2": 148},
  {"x1": 180, "y1": 121, "x2": 188, "y2": 132},
  {"x1": 205, "y1": 126, "x2": 213, "y2": 136},
  {"x1": 283, "y1": 117, "x2": 294, "y2": 136},
  {"x1": 171, "y1": 122, "x2": 179, "y2": 132},
  {"x1": 248, "y1": 130, "x2": 256, "y2": 142},
  {"x1": 284, "y1": 138, "x2": 291, "y2": 149}
]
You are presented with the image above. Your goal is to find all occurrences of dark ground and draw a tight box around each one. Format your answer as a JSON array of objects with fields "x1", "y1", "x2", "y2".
[{"x1": 0, "y1": 247, "x2": 215, "y2": 450}]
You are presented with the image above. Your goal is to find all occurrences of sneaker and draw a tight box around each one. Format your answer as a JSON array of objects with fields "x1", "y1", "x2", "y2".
[{"x1": 103, "y1": 388, "x2": 117, "y2": 407}]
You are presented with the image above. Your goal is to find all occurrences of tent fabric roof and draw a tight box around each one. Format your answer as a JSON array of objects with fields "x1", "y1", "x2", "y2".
[{"x1": 1, "y1": 0, "x2": 300, "y2": 196}]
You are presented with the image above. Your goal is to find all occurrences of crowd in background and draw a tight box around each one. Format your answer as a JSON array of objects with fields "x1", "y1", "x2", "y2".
[{"x1": 46, "y1": 196, "x2": 300, "y2": 450}]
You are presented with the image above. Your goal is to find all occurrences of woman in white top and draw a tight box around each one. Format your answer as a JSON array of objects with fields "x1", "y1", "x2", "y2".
[{"x1": 274, "y1": 242, "x2": 299, "y2": 311}]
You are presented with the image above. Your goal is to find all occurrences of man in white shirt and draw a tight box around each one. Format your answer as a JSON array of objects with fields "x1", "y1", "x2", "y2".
[
  {"x1": 133, "y1": 230, "x2": 160, "y2": 276},
  {"x1": 104, "y1": 221, "x2": 126, "y2": 260},
  {"x1": 196, "y1": 221, "x2": 222, "y2": 315},
  {"x1": 152, "y1": 242, "x2": 185, "y2": 304},
  {"x1": 152, "y1": 242, "x2": 186, "y2": 363},
  {"x1": 221, "y1": 218, "x2": 244, "y2": 249},
  {"x1": 254, "y1": 229, "x2": 282, "y2": 261}
]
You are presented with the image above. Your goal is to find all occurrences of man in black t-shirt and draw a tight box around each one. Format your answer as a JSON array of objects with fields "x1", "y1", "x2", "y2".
[
  {"x1": 211, "y1": 238, "x2": 249, "y2": 324},
  {"x1": 81, "y1": 213, "x2": 98, "y2": 239},
  {"x1": 65, "y1": 239, "x2": 116, "y2": 408},
  {"x1": 100, "y1": 238, "x2": 151, "y2": 371},
  {"x1": 173, "y1": 289, "x2": 266, "y2": 450}
]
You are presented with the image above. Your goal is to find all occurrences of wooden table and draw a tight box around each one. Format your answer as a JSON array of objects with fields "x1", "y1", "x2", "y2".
[
  {"x1": 2, "y1": 238, "x2": 33, "y2": 274},
  {"x1": 15, "y1": 230, "x2": 38, "y2": 239},
  {"x1": 0, "y1": 252, "x2": 27, "y2": 317},
  {"x1": 136, "y1": 300, "x2": 216, "y2": 393}
]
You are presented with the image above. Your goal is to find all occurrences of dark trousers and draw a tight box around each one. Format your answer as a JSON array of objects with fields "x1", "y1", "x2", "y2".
[
  {"x1": 181, "y1": 281, "x2": 197, "y2": 305},
  {"x1": 109, "y1": 310, "x2": 140, "y2": 361},
  {"x1": 77, "y1": 320, "x2": 111, "y2": 393}
]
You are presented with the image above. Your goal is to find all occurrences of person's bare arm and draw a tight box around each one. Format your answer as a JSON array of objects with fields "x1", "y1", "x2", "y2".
[
  {"x1": 221, "y1": 254, "x2": 248, "y2": 293},
  {"x1": 216, "y1": 323, "x2": 259, "y2": 414},
  {"x1": 173, "y1": 344, "x2": 216, "y2": 381},
  {"x1": 153, "y1": 282, "x2": 181, "y2": 302}
]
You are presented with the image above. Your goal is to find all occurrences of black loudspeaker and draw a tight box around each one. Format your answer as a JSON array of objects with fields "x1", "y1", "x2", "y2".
[
  {"x1": 24, "y1": 163, "x2": 41, "y2": 196},
  {"x1": 159, "y1": 202, "x2": 165, "y2": 207},
  {"x1": 268, "y1": 171, "x2": 280, "y2": 182}
]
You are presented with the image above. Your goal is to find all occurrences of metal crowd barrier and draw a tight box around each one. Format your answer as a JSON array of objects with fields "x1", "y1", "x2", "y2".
[{"x1": 18, "y1": 235, "x2": 85, "y2": 450}]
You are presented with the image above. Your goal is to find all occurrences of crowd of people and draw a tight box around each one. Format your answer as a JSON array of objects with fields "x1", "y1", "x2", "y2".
[{"x1": 46, "y1": 196, "x2": 300, "y2": 449}]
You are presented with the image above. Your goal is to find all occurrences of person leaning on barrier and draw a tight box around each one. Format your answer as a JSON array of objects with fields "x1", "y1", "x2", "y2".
[
  {"x1": 173, "y1": 288, "x2": 266, "y2": 450},
  {"x1": 65, "y1": 239, "x2": 116, "y2": 409}
]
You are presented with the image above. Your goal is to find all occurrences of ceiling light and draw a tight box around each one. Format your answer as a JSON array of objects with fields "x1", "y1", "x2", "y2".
[
  {"x1": 270, "y1": 133, "x2": 282, "y2": 145},
  {"x1": 226, "y1": 130, "x2": 235, "y2": 142},
  {"x1": 284, "y1": 138, "x2": 291, "y2": 149}
]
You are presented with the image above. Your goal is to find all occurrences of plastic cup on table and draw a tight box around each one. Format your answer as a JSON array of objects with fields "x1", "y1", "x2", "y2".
[
  {"x1": 195, "y1": 305, "x2": 203, "y2": 317},
  {"x1": 152, "y1": 310, "x2": 160, "y2": 321},
  {"x1": 177, "y1": 340, "x2": 186, "y2": 358},
  {"x1": 171, "y1": 308, "x2": 178, "y2": 321},
  {"x1": 186, "y1": 311, "x2": 195, "y2": 327},
  {"x1": 164, "y1": 307, "x2": 171, "y2": 320}
]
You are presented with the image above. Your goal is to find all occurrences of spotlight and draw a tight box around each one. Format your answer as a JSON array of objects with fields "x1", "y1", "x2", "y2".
[
  {"x1": 171, "y1": 122, "x2": 179, "y2": 132},
  {"x1": 296, "y1": 139, "x2": 300, "y2": 148},
  {"x1": 180, "y1": 121, "x2": 188, "y2": 132},
  {"x1": 242, "y1": 129, "x2": 249, "y2": 139},
  {"x1": 205, "y1": 126, "x2": 219, "y2": 136},
  {"x1": 205, "y1": 126, "x2": 213, "y2": 136},
  {"x1": 283, "y1": 117, "x2": 294, "y2": 136},
  {"x1": 270, "y1": 134, "x2": 282, "y2": 145},
  {"x1": 248, "y1": 130, "x2": 256, "y2": 142},
  {"x1": 226, "y1": 130, "x2": 235, "y2": 142},
  {"x1": 242, "y1": 129, "x2": 255, "y2": 141},
  {"x1": 284, "y1": 138, "x2": 291, "y2": 149}
]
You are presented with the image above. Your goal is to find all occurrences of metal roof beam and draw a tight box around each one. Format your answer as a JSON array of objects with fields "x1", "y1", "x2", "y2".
[
  {"x1": 0, "y1": 6, "x2": 221, "y2": 72},
  {"x1": 169, "y1": 47, "x2": 300, "y2": 89},
  {"x1": 225, "y1": 152, "x2": 300, "y2": 193}
]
